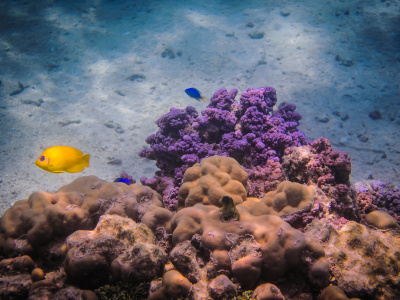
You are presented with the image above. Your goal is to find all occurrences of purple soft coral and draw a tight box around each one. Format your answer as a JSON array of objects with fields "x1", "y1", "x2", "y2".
[
  {"x1": 356, "y1": 181, "x2": 400, "y2": 222},
  {"x1": 139, "y1": 86, "x2": 307, "y2": 206},
  {"x1": 240, "y1": 86, "x2": 277, "y2": 114}
]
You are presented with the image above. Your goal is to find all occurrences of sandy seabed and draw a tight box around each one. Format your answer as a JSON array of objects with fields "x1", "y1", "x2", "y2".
[{"x1": 0, "y1": 0, "x2": 399, "y2": 215}]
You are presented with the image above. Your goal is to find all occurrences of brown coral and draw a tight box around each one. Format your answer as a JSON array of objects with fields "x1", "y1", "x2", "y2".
[
  {"x1": 364, "y1": 210, "x2": 400, "y2": 230},
  {"x1": 242, "y1": 181, "x2": 314, "y2": 217},
  {"x1": 306, "y1": 219, "x2": 400, "y2": 299},
  {"x1": 0, "y1": 176, "x2": 172, "y2": 256},
  {"x1": 252, "y1": 283, "x2": 285, "y2": 300},
  {"x1": 63, "y1": 214, "x2": 167, "y2": 289},
  {"x1": 148, "y1": 269, "x2": 192, "y2": 300},
  {"x1": 170, "y1": 203, "x2": 328, "y2": 287},
  {"x1": 176, "y1": 155, "x2": 248, "y2": 210},
  {"x1": 0, "y1": 255, "x2": 36, "y2": 299},
  {"x1": 319, "y1": 285, "x2": 361, "y2": 300}
]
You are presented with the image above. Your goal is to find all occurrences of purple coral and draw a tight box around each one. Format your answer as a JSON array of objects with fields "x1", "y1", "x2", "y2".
[
  {"x1": 240, "y1": 86, "x2": 277, "y2": 114},
  {"x1": 139, "y1": 106, "x2": 216, "y2": 180},
  {"x1": 282, "y1": 138, "x2": 357, "y2": 220},
  {"x1": 356, "y1": 181, "x2": 400, "y2": 222},
  {"x1": 139, "y1": 86, "x2": 308, "y2": 205}
]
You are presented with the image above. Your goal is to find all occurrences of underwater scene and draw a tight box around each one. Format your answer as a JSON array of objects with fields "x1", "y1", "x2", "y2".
[{"x1": 0, "y1": 0, "x2": 399, "y2": 299}]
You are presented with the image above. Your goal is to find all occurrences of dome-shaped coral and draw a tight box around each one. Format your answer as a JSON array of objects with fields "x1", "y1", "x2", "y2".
[{"x1": 177, "y1": 155, "x2": 248, "y2": 210}]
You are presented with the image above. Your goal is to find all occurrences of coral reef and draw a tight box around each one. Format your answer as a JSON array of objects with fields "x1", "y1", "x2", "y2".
[
  {"x1": 319, "y1": 285, "x2": 360, "y2": 300},
  {"x1": 242, "y1": 181, "x2": 315, "y2": 217},
  {"x1": 149, "y1": 200, "x2": 330, "y2": 298},
  {"x1": 0, "y1": 176, "x2": 172, "y2": 256},
  {"x1": 0, "y1": 255, "x2": 35, "y2": 299},
  {"x1": 306, "y1": 218, "x2": 400, "y2": 299},
  {"x1": 63, "y1": 214, "x2": 167, "y2": 288},
  {"x1": 282, "y1": 138, "x2": 357, "y2": 220},
  {"x1": 177, "y1": 155, "x2": 248, "y2": 210},
  {"x1": 364, "y1": 210, "x2": 400, "y2": 229},
  {"x1": 356, "y1": 180, "x2": 400, "y2": 222},
  {"x1": 139, "y1": 86, "x2": 308, "y2": 207},
  {"x1": 252, "y1": 283, "x2": 284, "y2": 300},
  {"x1": 0, "y1": 85, "x2": 399, "y2": 299}
]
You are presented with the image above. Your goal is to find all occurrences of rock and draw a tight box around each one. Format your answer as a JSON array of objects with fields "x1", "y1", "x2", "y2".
[
  {"x1": 368, "y1": 110, "x2": 382, "y2": 120},
  {"x1": 115, "y1": 124, "x2": 124, "y2": 134},
  {"x1": 9, "y1": 82, "x2": 25, "y2": 96},
  {"x1": 335, "y1": 55, "x2": 353, "y2": 67},
  {"x1": 104, "y1": 120, "x2": 115, "y2": 128},
  {"x1": 339, "y1": 137, "x2": 349, "y2": 146},
  {"x1": 280, "y1": 10, "x2": 291, "y2": 17},
  {"x1": 115, "y1": 90, "x2": 126, "y2": 96},
  {"x1": 315, "y1": 113, "x2": 330, "y2": 123},
  {"x1": 104, "y1": 120, "x2": 124, "y2": 133},
  {"x1": 21, "y1": 98, "x2": 43, "y2": 107},
  {"x1": 107, "y1": 158, "x2": 122, "y2": 165},
  {"x1": 333, "y1": 110, "x2": 349, "y2": 121},
  {"x1": 249, "y1": 30, "x2": 264, "y2": 39},
  {"x1": 126, "y1": 74, "x2": 146, "y2": 81},
  {"x1": 58, "y1": 120, "x2": 81, "y2": 126},
  {"x1": 161, "y1": 48, "x2": 175, "y2": 59},
  {"x1": 357, "y1": 134, "x2": 369, "y2": 142}
]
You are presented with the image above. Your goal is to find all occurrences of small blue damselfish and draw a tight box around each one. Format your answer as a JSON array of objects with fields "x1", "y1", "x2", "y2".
[
  {"x1": 113, "y1": 178, "x2": 132, "y2": 185},
  {"x1": 185, "y1": 88, "x2": 208, "y2": 102}
]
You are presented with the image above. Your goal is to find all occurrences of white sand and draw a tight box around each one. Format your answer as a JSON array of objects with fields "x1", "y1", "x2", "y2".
[{"x1": 1, "y1": 0, "x2": 399, "y2": 215}]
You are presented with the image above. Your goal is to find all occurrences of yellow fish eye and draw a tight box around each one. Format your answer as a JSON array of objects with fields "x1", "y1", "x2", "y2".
[{"x1": 39, "y1": 155, "x2": 45, "y2": 162}]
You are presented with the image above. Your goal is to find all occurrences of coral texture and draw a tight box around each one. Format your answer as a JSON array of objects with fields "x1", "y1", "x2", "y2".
[
  {"x1": 252, "y1": 283, "x2": 285, "y2": 300},
  {"x1": 282, "y1": 138, "x2": 357, "y2": 220},
  {"x1": 170, "y1": 203, "x2": 329, "y2": 287},
  {"x1": 63, "y1": 214, "x2": 167, "y2": 288},
  {"x1": 319, "y1": 285, "x2": 360, "y2": 300},
  {"x1": 0, "y1": 256, "x2": 35, "y2": 299},
  {"x1": 356, "y1": 180, "x2": 400, "y2": 222},
  {"x1": 364, "y1": 210, "x2": 399, "y2": 229},
  {"x1": 0, "y1": 176, "x2": 172, "y2": 256},
  {"x1": 177, "y1": 155, "x2": 248, "y2": 210},
  {"x1": 242, "y1": 181, "x2": 315, "y2": 217},
  {"x1": 306, "y1": 219, "x2": 400, "y2": 299}
]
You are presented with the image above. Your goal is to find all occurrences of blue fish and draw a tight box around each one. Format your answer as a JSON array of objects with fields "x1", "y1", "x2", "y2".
[
  {"x1": 185, "y1": 88, "x2": 207, "y2": 102},
  {"x1": 114, "y1": 178, "x2": 132, "y2": 185}
]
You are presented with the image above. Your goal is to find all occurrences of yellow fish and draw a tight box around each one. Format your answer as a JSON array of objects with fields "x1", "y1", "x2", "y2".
[{"x1": 35, "y1": 146, "x2": 90, "y2": 173}]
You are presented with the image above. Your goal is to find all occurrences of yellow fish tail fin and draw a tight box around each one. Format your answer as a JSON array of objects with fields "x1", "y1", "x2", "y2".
[
  {"x1": 81, "y1": 154, "x2": 90, "y2": 168},
  {"x1": 201, "y1": 96, "x2": 208, "y2": 102}
]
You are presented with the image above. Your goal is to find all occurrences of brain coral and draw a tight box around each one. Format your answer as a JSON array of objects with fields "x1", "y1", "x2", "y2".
[
  {"x1": 176, "y1": 155, "x2": 249, "y2": 210},
  {"x1": 63, "y1": 214, "x2": 167, "y2": 288},
  {"x1": 0, "y1": 176, "x2": 172, "y2": 256}
]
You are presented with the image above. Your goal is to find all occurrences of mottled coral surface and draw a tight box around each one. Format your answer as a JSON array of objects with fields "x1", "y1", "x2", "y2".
[{"x1": 0, "y1": 176, "x2": 172, "y2": 256}]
